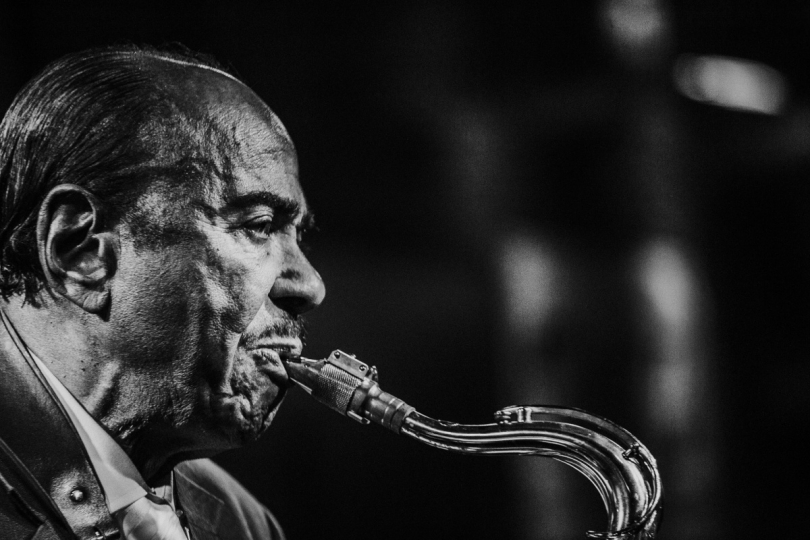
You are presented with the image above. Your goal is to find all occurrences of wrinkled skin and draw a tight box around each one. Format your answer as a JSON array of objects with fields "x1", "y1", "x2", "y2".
[
  {"x1": 0, "y1": 65, "x2": 325, "y2": 483},
  {"x1": 103, "y1": 69, "x2": 325, "y2": 478}
]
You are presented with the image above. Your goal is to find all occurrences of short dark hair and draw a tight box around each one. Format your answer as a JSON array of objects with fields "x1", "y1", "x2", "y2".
[{"x1": 0, "y1": 44, "x2": 241, "y2": 301}]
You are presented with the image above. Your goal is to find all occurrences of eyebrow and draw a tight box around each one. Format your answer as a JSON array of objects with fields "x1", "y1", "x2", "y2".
[{"x1": 224, "y1": 191, "x2": 315, "y2": 229}]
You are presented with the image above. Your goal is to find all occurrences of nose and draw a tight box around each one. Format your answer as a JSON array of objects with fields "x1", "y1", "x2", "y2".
[{"x1": 269, "y1": 247, "x2": 326, "y2": 316}]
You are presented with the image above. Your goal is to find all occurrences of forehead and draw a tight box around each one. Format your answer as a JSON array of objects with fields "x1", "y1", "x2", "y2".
[
  {"x1": 215, "y1": 104, "x2": 303, "y2": 207},
  {"x1": 172, "y1": 69, "x2": 305, "y2": 210}
]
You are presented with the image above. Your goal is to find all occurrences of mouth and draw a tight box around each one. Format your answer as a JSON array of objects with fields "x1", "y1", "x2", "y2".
[{"x1": 249, "y1": 339, "x2": 303, "y2": 387}]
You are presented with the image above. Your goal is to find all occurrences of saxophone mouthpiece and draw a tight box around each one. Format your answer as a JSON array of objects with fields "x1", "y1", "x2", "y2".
[
  {"x1": 278, "y1": 352, "x2": 318, "y2": 395},
  {"x1": 280, "y1": 349, "x2": 415, "y2": 433},
  {"x1": 278, "y1": 351, "x2": 300, "y2": 363}
]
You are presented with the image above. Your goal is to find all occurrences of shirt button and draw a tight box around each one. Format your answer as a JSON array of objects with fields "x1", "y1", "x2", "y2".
[{"x1": 69, "y1": 488, "x2": 87, "y2": 503}]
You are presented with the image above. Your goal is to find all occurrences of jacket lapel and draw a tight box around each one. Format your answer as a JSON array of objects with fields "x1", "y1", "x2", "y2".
[
  {"x1": 30, "y1": 521, "x2": 63, "y2": 540},
  {"x1": 174, "y1": 469, "x2": 224, "y2": 540},
  {"x1": 0, "y1": 315, "x2": 119, "y2": 539}
]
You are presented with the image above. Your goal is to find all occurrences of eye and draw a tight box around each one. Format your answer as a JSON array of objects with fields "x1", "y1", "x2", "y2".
[{"x1": 243, "y1": 217, "x2": 276, "y2": 239}]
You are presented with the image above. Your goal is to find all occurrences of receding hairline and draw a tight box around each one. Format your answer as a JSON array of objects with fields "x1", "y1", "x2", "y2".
[
  {"x1": 0, "y1": 44, "x2": 299, "y2": 299},
  {"x1": 141, "y1": 53, "x2": 295, "y2": 152},
  {"x1": 143, "y1": 52, "x2": 244, "y2": 86}
]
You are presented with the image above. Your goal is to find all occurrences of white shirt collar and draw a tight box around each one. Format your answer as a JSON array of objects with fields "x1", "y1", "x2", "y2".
[{"x1": 31, "y1": 353, "x2": 150, "y2": 513}]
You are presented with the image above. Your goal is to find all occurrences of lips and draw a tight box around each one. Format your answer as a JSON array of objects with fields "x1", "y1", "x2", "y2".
[{"x1": 248, "y1": 339, "x2": 302, "y2": 387}]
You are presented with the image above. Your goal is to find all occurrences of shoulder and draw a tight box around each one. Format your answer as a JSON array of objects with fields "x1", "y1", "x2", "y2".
[
  {"x1": 175, "y1": 458, "x2": 285, "y2": 540},
  {"x1": 175, "y1": 458, "x2": 257, "y2": 506}
]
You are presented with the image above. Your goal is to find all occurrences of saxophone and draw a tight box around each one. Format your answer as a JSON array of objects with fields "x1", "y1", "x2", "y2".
[{"x1": 282, "y1": 350, "x2": 663, "y2": 539}]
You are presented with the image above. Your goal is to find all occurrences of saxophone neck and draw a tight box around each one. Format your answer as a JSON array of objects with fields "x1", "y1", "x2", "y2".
[
  {"x1": 402, "y1": 407, "x2": 662, "y2": 539},
  {"x1": 282, "y1": 350, "x2": 663, "y2": 539}
]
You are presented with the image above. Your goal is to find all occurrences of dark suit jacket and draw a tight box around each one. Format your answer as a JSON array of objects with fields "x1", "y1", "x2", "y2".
[{"x1": 0, "y1": 320, "x2": 285, "y2": 540}]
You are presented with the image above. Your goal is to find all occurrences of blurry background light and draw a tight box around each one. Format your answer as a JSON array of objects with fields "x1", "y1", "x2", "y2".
[
  {"x1": 638, "y1": 240, "x2": 700, "y2": 435},
  {"x1": 601, "y1": 0, "x2": 672, "y2": 68},
  {"x1": 604, "y1": 0, "x2": 667, "y2": 47},
  {"x1": 673, "y1": 54, "x2": 788, "y2": 114},
  {"x1": 500, "y1": 232, "x2": 560, "y2": 344}
]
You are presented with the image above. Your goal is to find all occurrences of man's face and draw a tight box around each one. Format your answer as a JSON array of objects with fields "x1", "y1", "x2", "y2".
[{"x1": 108, "y1": 76, "x2": 325, "y2": 453}]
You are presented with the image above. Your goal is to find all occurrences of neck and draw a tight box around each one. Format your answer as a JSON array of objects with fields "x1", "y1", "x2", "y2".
[
  {"x1": 1, "y1": 294, "x2": 183, "y2": 483},
  {"x1": 3, "y1": 294, "x2": 106, "y2": 400}
]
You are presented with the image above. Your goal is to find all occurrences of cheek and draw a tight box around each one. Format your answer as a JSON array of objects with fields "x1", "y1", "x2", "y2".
[
  {"x1": 199, "y1": 241, "x2": 281, "y2": 333},
  {"x1": 109, "y1": 249, "x2": 202, "y2": 375}
]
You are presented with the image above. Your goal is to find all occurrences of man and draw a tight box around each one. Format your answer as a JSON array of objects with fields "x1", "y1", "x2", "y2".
[{"x1": 0, "y1": 44, "x2": 325, "y2": 539}]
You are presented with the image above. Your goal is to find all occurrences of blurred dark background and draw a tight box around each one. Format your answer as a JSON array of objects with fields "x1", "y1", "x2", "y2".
[{"x1": 2, "y1": 1, "x2": 808, "y2": 538}]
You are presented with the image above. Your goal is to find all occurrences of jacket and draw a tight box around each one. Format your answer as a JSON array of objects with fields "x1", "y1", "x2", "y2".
[{"x1": 0, "y1": 320, "x2": 285, "y2": 540}]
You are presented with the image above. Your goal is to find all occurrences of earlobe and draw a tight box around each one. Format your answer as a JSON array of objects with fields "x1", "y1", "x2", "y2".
[{"x1": 37, "y1": 184, "x2": 118, "y2": 313}]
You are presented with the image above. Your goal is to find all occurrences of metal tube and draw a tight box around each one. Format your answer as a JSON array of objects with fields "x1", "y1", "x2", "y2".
[{"x1": 282, "y1": 351, "x2": 663, "y2": 539}]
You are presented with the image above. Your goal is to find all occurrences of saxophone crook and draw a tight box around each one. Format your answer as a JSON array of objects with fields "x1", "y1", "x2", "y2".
[{"x1": 281, "y1": 350, "x2": 663, "y2": 540}]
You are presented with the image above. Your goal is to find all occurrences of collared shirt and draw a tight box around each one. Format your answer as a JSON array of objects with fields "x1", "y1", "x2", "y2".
[
  {"x1": 30, "y1": 354, "x2": 154, "y2": 513},
  {"x1": 32, "y1": 355, "x2": 192, "y2": 540}
]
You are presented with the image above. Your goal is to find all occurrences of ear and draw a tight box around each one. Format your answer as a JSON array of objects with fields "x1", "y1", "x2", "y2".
[{"x1": 36, "y1": 184, "x2": 118, "y2": 313}]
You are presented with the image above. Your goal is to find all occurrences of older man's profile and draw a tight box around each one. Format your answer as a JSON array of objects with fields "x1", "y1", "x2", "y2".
[{"x1": 0, "y1": 44, "x2": 325, "y2": 539}]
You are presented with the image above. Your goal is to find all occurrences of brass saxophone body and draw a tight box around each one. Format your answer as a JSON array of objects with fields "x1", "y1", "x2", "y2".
[{"x1": 282, "y1": 350, "x2": 663, "y2": 540}]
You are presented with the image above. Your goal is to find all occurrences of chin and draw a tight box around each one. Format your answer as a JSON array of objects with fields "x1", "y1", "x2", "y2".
[
  {"x1": 209, "y1": 388, "x2": 286, "y2": 446},
  {"x1": 203, "y1": 348, "x2": 288, "y2": 446}
]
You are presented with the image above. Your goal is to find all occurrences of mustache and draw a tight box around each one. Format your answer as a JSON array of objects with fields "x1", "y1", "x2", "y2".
[
  {"x1": 239, "y1": 315, "x2": 308, "y2": 348},
  {"x1": 268, "y1": 316, "x2": 308, "y2": 341}
]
